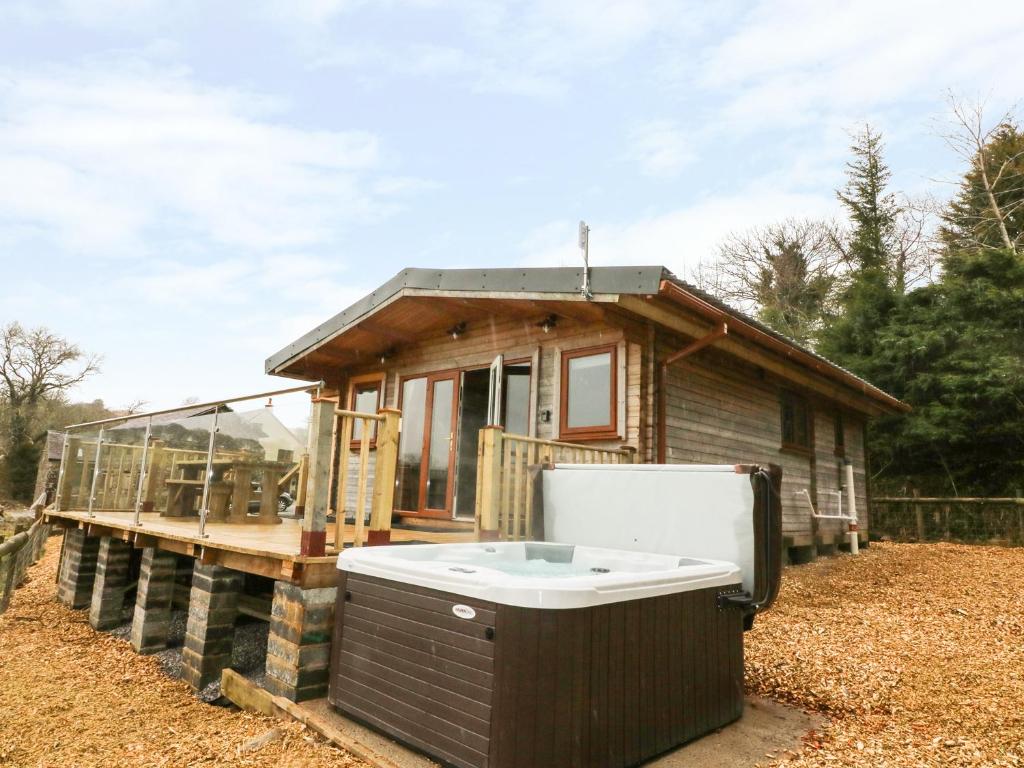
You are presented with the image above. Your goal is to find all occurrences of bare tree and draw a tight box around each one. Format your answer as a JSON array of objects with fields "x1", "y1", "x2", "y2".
[
  {"x1": 0, "y1": 322, "x2": 99, "y2": 500},
  {"x1": 892, "y1": 194, "x2": 941, "y2": 290},
  {"x1": 940, "y1": 93, "x2": 1024, "y2": 255},
  {"x1": 697, "y1": 219, "x2": 846, "y2": 345},
  {"x1": 0, "y1": 323, "x2": 100, "y2": 414}
]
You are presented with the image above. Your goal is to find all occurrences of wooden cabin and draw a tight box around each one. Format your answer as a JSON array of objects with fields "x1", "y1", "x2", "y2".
[{"x1": 268, "y1": 266, "x2": 908, "y2": 562}]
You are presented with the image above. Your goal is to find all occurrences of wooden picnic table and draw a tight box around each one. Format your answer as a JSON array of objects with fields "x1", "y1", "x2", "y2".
[{"x1": 163, "y1": 457, "x2": 293, "y2": 524}]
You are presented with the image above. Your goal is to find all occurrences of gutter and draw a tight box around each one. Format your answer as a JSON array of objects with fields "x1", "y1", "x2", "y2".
[
  {"x1": 657, "y1": 280, "x2": 909, "y2": 414},
  {"x1": 657, "y1": 323, "x2": 729, "y2": 463}
]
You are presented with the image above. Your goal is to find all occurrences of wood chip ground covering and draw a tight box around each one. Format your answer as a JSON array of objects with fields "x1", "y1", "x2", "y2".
[
  {"x1": 0, "y1": 537, "x2": 367, "y2": 768},
  {"x1": 746, "y1": 542, "x2": 1024, "y2": 767},
  {"x1": 2, "y1": 536, "x2": 1022, "y2": 767}
]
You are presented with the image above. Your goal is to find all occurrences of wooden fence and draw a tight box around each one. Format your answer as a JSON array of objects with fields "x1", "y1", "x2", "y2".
[
  {"x1": 476, "y1": 427, "x2": 637, "y2": 540},
  {"x1": 871, "y1": 496, "x2": 1024, "y2": 546},
  {"x1": 0, "y1": 495, "x2": 50, "y2": 614},
  {"x1": 330, "y1": 408, "x2": 400, "y2": 548}
]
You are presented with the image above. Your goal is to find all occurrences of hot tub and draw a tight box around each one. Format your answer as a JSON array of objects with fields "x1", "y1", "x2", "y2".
[{"x1": 329, "y1": 464, "x2": 782, "y2": 768}]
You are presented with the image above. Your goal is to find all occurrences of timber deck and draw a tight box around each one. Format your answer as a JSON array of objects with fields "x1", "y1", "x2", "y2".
[{"x1": 44, "y1": 508, "x2": 477, "y2": 588}]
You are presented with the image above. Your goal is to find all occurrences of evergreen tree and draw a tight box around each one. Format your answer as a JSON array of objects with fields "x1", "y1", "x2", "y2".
[
  {"x1": 818, "y1": 126, "x2": 901, "y2": 377},
  {"x1": 869, "y1": 248, "x2": 1024, "y2": 494},
  {"x1": 836, "y1": 125, "x2": 900, "y2": 272},
  {"x1": 941, "y1": 119, "x2": 1024, "y2": 256}
]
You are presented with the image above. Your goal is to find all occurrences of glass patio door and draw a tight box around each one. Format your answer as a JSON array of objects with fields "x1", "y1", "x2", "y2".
[{"x1": 395, "y1": 371, "x2": 459, "y2": 518}]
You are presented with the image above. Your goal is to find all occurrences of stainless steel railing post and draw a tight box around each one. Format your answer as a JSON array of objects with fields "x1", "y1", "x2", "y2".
[
  {"x1": 197, "y1": 408, "x2": 220, "y2": 539},
  {"x1": 87, "y1": 428, "x2": 105, "y2": 518},
  {"x1": 132, "y1": 417, "x2": 153, "y2": 527}
]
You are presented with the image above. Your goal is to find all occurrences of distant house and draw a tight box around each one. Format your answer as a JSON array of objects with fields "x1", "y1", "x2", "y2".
[
  {"x1": 33, "y1": 430, "x2": 66, "y2": 505},
  {"x1": 267, "y1": 266, "x2": 908, "y2": 561}
]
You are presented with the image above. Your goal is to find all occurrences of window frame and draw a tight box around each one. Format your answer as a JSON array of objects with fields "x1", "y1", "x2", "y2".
[
  {"x1": 347, "y1": 373, "x2": 385, "y2": 449},
  {"x1": 779, "y1": 391, "x2": 812, "y2": 454},
  {"x1": 558, "y1": 343, "x2": 619, "y2": 442}
]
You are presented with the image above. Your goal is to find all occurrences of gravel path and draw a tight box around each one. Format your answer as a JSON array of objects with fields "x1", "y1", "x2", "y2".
[
  {"x1": 1, "y1": 535, "x2": 1020, "y2": 767},
  {"x1": 746, "y1": 542, "x2": 1024, "y2": 767},
  {"x1": 0, "y1": 537, "x2": 366, "y2": 768}
]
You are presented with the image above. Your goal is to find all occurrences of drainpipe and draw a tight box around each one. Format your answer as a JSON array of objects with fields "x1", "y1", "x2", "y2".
[
  {"x1": 657, "y1": 323, "x2": 729, "y2": 463},
  {"x1": 845, "y1": 460, "x2": 859, "y2": 554}
]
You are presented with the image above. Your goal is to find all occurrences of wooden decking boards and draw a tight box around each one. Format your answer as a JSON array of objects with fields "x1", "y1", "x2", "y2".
[{"x1": 43, "y1": 508, "x2": 476, "y2": 587}]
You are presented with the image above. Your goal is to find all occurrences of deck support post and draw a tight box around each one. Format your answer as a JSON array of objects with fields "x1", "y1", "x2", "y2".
[
  {"x1": 301, "y1": 398, "x2": 335, "y2": 556},
  {"x1": 88, "y1": 536, "x2": 132, "y2": 630},
  {"x1": 264, "y1": 581, "x2": 336, "y2": 702},
  {"x1": 182, "y1": 563, "x2": 242, "y2": 691},
  {"x1": 56, "y1": 528, "x2": 101, "y2": 609},
  {"x1": 130, "y1": 547, "x2": 178, "y2": 653}
]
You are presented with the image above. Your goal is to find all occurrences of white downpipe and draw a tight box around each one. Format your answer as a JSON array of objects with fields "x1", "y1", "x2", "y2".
[{"x1": 845, "y1": 461, "x2": 860, "y2": 555}]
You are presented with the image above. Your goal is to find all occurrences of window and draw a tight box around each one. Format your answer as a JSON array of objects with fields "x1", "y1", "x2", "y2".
[
  {"x1": 559, "y1": 345, "x2": 617, "y2": 440},
  {"x1": 780, "y1": 392, "x2": 811, "y2": 451},
  {"x1": 395, "y1": 376, "x2": 427, "y2": 511},
  {"x1": 348, "y1": 375, "x2": 383, "y2": 446},
  {"x1": 833, "y1": 411, "x2": 846, "y2": 457}
]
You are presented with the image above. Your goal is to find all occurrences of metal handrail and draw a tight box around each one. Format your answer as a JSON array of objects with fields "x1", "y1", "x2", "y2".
[{"x1": 63, "y1": 381, "x2": 325, "y2": 430}]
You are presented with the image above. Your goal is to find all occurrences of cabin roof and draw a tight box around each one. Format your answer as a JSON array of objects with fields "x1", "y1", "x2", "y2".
[{"x1": 266, "y1": 266, "x2": 907, "y2": 414}]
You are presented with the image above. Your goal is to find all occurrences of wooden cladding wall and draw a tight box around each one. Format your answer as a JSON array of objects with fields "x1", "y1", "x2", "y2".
[
  {"x1": 845, "y1": 416, "x2": 869, "y2": 533},
  {"x1": 322, "y1": 307, "x2": 872, "y2": 536},
  {"x1": 660, "y1": 341, "x2": 816, "y2": 539}
]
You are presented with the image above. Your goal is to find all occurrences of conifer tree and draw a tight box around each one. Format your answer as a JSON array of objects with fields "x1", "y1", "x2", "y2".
[{"x1": 818, "y1": 126, "x2": 901, "y2": 380}]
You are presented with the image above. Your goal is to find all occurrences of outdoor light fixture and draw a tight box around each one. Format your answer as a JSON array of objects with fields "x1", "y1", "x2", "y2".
[
  {"x1": 537, "y1": 314, "x2": 558, "y2": 333},
  {"x1": 448, "y1": 322, "x2": 467, "y2": 340},
  {"x1": 379, "y1": 347, "x2": 395, "y2": 365}
]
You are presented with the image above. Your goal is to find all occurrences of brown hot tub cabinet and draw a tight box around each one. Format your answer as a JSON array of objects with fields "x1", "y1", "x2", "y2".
[{"x1": 329, "y1": 464, "x2": 783, "y2": 768}]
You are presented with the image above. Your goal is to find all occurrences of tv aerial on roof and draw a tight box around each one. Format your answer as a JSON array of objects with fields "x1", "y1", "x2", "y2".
[{"x1": 579, "y1": 220, "x2": 592, "y2": 300}]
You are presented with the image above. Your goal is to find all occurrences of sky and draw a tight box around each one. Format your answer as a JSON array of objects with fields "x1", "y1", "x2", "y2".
[{"x1": 1, "y1": 0, "x2": 1022, "y2": 427}]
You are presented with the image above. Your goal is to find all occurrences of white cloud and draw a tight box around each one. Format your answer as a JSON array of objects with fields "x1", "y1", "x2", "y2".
[
  {"x1": 700, "y1": 0, "x2": 1024, "y2": 127},
  {"x1": 0, "y1": 62, "x2": 426, "y2": 258},
  {"x1": 519, "y1": 183, "x2": 840, "y2": 277},
  {"x1": 626, "y1": 120, "x2": 694, "y2": 178},
  {"x1": 284, "y1": 0, "x2": 712, "y2": 96}
]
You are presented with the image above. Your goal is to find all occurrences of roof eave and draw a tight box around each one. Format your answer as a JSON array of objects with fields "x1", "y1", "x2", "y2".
[{"x1": 656, "y1": 280, "x2": 910, "y2": 414}]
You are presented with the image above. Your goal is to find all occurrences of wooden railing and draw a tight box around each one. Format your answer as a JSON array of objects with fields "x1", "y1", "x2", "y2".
[
  {"x1": 475, "y1": 427, "x2": 637, "y2": 541},
  {"x1": 871, "y1": 496, "x2": 1024, "y2": 545},
  {"x1": 330, "y1": 408, "x2": 400, "y2": 548},
  {"x1": 0, "y1": 494, "x2": 50, "y2": 614}
]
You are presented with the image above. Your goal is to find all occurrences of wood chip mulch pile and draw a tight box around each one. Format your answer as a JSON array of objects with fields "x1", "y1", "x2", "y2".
[
  {"x1": 0, "y1": 537, "x2": 367, "y2": 768},
  {"x1": 746, "y1": 542, "x2": 1024, "y2": 767},
  {"x1": 2, "y1": 535, "x2": 1022, "y2": 767}
]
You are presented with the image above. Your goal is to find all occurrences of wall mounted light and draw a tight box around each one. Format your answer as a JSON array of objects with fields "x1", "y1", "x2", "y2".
[
  {"x1": 379, "y1": 347, "x2": 395, "y2": 365},
  {"x1": 448, "y1": 322, "x2": 467, "y2": 340},
  {"x1": 537, "y1": 314, "x2": 558, "y2": 334}
]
